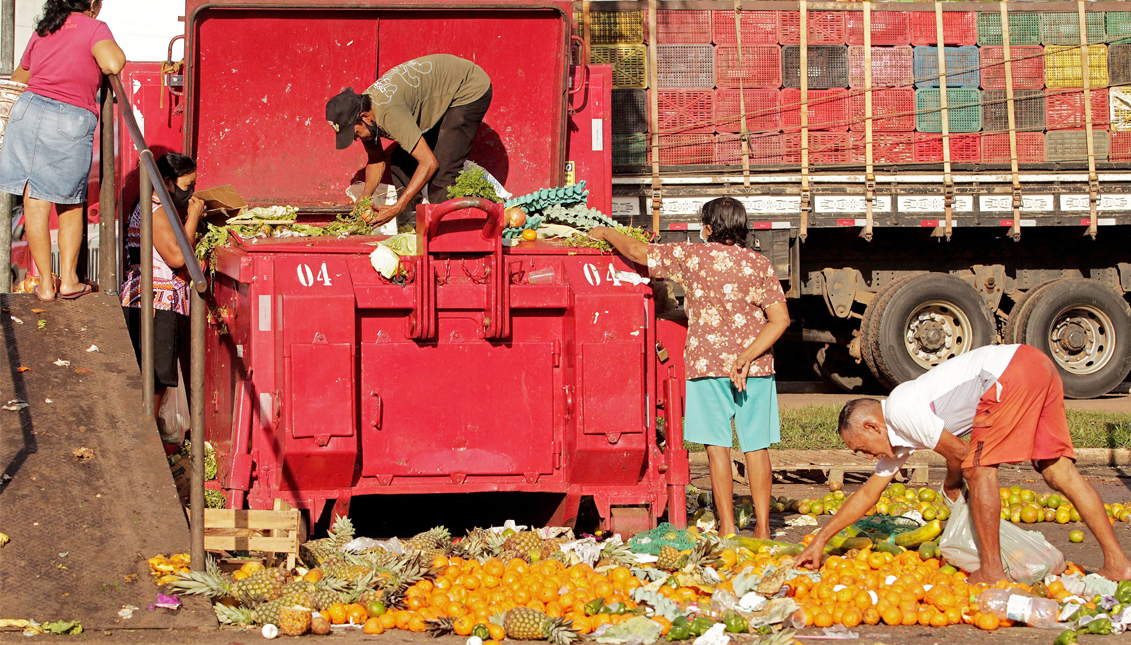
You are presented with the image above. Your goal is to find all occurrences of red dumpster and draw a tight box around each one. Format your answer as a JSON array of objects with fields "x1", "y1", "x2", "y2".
[{"x1": 189, "y1": 0, "x2": 688, "y2": 532}]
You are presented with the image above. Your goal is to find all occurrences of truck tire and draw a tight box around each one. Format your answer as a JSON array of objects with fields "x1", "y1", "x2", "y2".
[
  {"x1": 1002, "y1": 281, "x2": 1056, "y2": 344},
  {"x1": 863, "y1": 273, "x2": 996, "y2": 389},
  {"x1": 1005, "y1": 278, "x2": 1131, "y2": 399},
  {"x1": 859, "y1": 275, "x2": 920, "y2": 389}
]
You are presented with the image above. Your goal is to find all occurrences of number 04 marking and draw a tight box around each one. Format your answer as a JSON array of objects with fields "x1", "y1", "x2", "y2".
[{"x1": 297, "y1": 263, "x2": 333, "y2": 287}]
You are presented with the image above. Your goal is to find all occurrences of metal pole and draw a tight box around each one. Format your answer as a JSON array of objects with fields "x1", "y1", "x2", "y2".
[
  {"x1": 140, "y1": 168, "x2": 155, "y2": 418},
  {"x1": 0, "y1": 0, "x2": 15, "y2": 293},
  {"x1": 99, "y1": 79, "x2": 117, "y2": 293},
  {"x1": 190, "y1": 287, "x2": 206, "y2": 570}
]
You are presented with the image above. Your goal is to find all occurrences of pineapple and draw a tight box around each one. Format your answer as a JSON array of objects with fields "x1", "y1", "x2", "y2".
[
  {"x1": 324, "y1": 560, "x2": 373, "y2": 582},
  {"x1": 504, "y1": 607, "x2": 580, "y2": 645},
  {"x1": 598, "y1": 539, "x2": 636, "y2": 568},
  {"x1": 279, "y1": 580, "x2": 316, "y2": 608},
  {"x1": 279, "y1": 605, "x2": 312, "y2": 636},
  {"x1": 213, "y1": 603, "x2": 253, "y2": 626},
  {"x1": 499, "y1": 549, "x2": 528, "y2": 565},
  {"x1": 503, "y1": 531, "x2": 543, "y2": 554},
  {"x1": 464, "y1": 528, "x2": 507, "y2": 562},
  {"x1": 251, "y1": 597, "x2": 285, "y2": 626},
  {"x1": 231, "y1": 567, "x2": 287, "y2": 604},
  {"x1": 168, "y1": 557, "x2": 233, "y2": 599},
  {"x1": 656, "y1": 545, "x2": 682, "y2": 572},
  {"x1": 313, "y1": 587, "x2": 344, "y2": 611},
  {"x1": 683, "y1": 536, "x2": 723, "y2": 571},
  {"x1": 406, "y1": 526, "x2": 451, "y2": 553},
  {"x1": 301, "y1": 515, "x2": 355, "y2": 565},
  {"x1": 426, "y1": 616, "x2": 456, "y2": 637}
]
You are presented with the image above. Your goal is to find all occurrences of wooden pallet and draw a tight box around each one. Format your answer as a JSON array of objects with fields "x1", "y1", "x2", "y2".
[
  {"x1": 203, "y1": 499, "x2": 303, "y2": 569},
  {"x1": 731, "y1": 449, "x2": 929, "y2": 486}
]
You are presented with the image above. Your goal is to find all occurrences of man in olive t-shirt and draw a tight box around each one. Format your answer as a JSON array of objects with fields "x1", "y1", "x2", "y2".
[{"x1": 325, "y1": 54, "x2": 492, "y2": 227}]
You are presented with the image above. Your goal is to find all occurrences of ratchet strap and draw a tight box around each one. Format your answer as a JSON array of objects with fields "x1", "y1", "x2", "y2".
[
  {"x1": 734, "y1": 0, "x2": 752, "y2": 186},
  {"x1": 1000, "y1": 2, "x2": 1022, "y2": 241},
  {"x1": 647, "y1": 0, "x2": 661, "y2": 233},
  {"x1": 799, "y1": 0, "x2": 811, "y2": 242},
  {"x1": 1078, "y1": 0, "x2": 1099, "y2": 239},
  {"x1": 935, "y1": 2, "x2": 954, "y2": 240},
  {"x1": 862, "y1": 2, "x2": 875, "y2": 242}
]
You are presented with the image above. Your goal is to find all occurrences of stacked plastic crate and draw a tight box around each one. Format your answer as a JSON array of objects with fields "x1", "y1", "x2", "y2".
[{"x1": 598, "y1": 7, "x2": 1121, "y2": 168}]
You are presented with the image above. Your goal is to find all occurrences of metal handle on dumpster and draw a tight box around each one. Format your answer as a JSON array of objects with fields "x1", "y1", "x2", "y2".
[
  {"x1": 410, "y1": 198, "x2": 509, "y2": 341},
  {"x1": 569, "y1": 35, "x2": 588, "y2": 97}
]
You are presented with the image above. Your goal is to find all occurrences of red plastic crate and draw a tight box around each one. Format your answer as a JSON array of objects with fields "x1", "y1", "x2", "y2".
[
  {"x1": 714, "y1": 45, "x2": 782, "y2": 89},
  {"x1": 1112, "y1": 132, "x2": 1131, "y2": 162},
  {"x1": 656, "y1": 10, "x2": 712, "y2": 44},
  {"x1": 910, "y1": 11, "x2": 977, "y2": 46},
  {"x1": 848, "y1": 88, "x2": 917, "y2": 131},
  {"x1": 714, "y1": 89, "x2": 781, "y2": 133},
  {"x1": 782, "y1": 132, "x2": 852, "y2": 165},
  {"x1": 656, "y1": 90, "x2": 714, "y2": 134},
  {"x1": 658, "y1": 133, "x2": 715, "y2": 165},
  {"x1": 845, "y1": 11, "x2": 911, "y2": 46},
  {"x1": 780, "y1": 88, "x2": 850, "y2": 132},
  {"x1": 849, "y1": 46, "x2": 914, "y2": 88},
  {"x1": 979, "y1": 46, "x2": 1045, "y2": 89},
  {"x1": 981, "y1": 132, "x2": 1045, "y2": 163},
  {"x1": 711, "y1": 10, "x2": 779, "y2": 45},
  {"x1": 716, "y1": 133, "x2": 783, "y2": 165},
  {"x1": 913, "y1": 133, "x2": 982, "y2": 163},
  {"x1": 1046, "y1": 88, "x2": 1110, "y2": 130},
  {"x1": 780, "y1": 11, "x2": 845, "y2": 45},
  {"x1": 847, "y1": 132, "x2": 917, "y2": 164}
]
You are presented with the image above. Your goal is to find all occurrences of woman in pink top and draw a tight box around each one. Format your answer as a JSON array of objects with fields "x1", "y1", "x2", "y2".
[{"x1": 0, "y1": 0, "x2": 125, "y2": 301}]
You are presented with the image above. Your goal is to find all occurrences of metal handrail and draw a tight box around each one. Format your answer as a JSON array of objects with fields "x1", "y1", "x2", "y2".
[
  {"x1": 107, "y1": 74, "x2": 207, "y2": 292},
  {"x1": 102, "y1": 72, "x2": 207, "y2": 571}
]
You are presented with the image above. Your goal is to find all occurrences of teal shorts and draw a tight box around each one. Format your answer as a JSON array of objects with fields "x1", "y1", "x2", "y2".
[{"x1": 684, "y1": 376, "x2": 780, "y2": 452}]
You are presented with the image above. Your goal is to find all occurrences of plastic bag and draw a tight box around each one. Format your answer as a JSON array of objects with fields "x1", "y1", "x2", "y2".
[
  {"x1": 938, "y1": 489, "x2": 1065, "y2": 585},
  {"x1": 156, "y1": 369, "x2": 189, "y2": 446}
]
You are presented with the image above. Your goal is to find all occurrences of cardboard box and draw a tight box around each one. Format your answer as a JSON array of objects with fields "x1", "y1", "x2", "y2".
[{"x1": 194, "y1": 185, "x2": 247, "y2": 220}]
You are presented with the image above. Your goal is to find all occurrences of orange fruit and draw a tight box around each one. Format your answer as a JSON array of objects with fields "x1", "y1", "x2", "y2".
[
  {"x1": 454, "y1": 615, "x2": 475, "y2": 636},
  {"x1": 303, "y1": 568, "x2": 324, "y2": 583},
  {"x1": 521, "y1": 228, "x2": 538, "y2": 241},
  {"x1": 881, "y1": 607, "x2": 902, "y2": 626},
  {"x1": 347, "y1": 603, "x2": 369, "y2": 624},
  {"x1": 853, "y1": 591, "x2": 873, "y2": 610},
  {"x1": 327, "y1": 603, "x2": 348, "y2": 625},
  {"x1": 813, "y1": 612, "x2": 834, "y2": 628},
  {"x1": 395, "y1": 610, "x2": 413, "y2": 630},
  {"x1": 378, "y1": 612, "x2": 397, "y2": 629},
  {"x1": 408, "y1": 616, "x2": 427, "y2": 632},
  {"x1": 487, "y1": 623, "x2": 506, "y2": 640},
  {"x1": 976, "y1": 613, "x2": 999, "y2": 630},
  {"x1": 652, "y1": 616, "x2": 672, "y2": 636},
  {"x1": 862, "y1": 607, "x2": 880, "y2": 626},
  {"x1": 842, "y1": 608, "x2": 862, "y2": 628},
  {"x1": 363, "y1": 617, "x2": 384, "y2": 634}
]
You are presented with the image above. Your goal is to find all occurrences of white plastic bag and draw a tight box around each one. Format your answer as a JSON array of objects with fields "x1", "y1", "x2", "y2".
[
  {"x1": 157, "y1": 369, "x2": 189, "y2": 445},
  {"x1": 938, "y1": 490, "x2": 1065, "y2": 585}
]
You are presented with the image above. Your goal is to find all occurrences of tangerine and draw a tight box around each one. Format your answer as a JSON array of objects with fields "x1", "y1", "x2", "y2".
[
  {"x1": 862, "y1": 607, "x2": 881, "y2": 626},
  {"x1": 327, "y1": 603, "x2": 348, "y2": 625},
  {"x1": 842, "y1": 609, "x2": 862, "y2": 628},
  {"x1": 487, "y1": 623, "x2": 506, "y2": 640},
  {"x1": 881, "y1": 607, "x2": 902, "y2": 626},
  {"x1": 976, "y1": 613, "x2": 999, "y2": 630},
  {"x1": 363, "y1": 617, "x2": 384, "y2": 634},
  {"x1": 813, "y1": 612, "x2": 834, "y2": 628},
  {"x1": 378, "y1": 612, "x2": 397, "y2": 629}
]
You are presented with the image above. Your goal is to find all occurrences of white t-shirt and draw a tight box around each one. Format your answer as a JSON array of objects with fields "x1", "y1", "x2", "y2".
[{"x1": 874, "y1": 344, "x2": 1022, "y2": 476}]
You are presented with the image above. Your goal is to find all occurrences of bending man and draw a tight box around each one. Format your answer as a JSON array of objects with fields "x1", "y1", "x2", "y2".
[{"x1": 796, "y1": 343, "x2": 1131, "y2": 583}]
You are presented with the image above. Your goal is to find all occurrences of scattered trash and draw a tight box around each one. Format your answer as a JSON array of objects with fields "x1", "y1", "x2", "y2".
[
  {"x1": 0, "y1": 532, "x2": 9, "y2": 547},
  {"x1": 74, "y1": 367, "x2": 93, "y2": 375},
  {"x1": 72, "y1": 447, "x2": 94, "y2": 461},
  {"x1": 44, "y1": 398, "x2": 53, "y2": 403},
  {"x1": 3, "y1": 400, "x2": 28, "y2": 411},
  {"x1": 16, "y1": 366, "x2": 29, "y2": 372},
  {"x1": 10, "y1": 316, "x2": 22, "y2": 324},
  {"x1": 692, "y1": 622, "x2": 729, "y2": 645},
  {"x1": 148, "y1": 594, "x2": 181, "y2": 611},
  {"x1": 41, "y1": 620, "x2": 82, "y2": 635},
  {"x1": 86, "y1": 345, "x2": 99, "y2": 352},
  {"x1": 53, "y1": 359, "x2": 71, "y2": 367},
  {"x1": 37, "y1": 320, "x2": 46, "y2": 330},
  {"x1": 117, "y1": 605, "x2": 139, "y2": 620},
  {"x1": 786, "y1": 515, "x2": 818, "y2": 527},
  {"x1": 58, "y1": 552, "x2": 69, "y2": 558},
  {"x1": 262, "y1": 623, "x2": 279, "y2": 639},
  {"x1": 31, "y1": 308, "x2": 45, "y2": 314}
]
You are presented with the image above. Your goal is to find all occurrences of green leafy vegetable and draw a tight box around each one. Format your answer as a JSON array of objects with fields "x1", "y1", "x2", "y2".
[{"x1": 446, "y1": 167, "x2": 501, "y2": 203}]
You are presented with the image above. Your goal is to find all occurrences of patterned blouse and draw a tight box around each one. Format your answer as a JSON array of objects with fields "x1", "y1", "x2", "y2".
[
  {"x1": 648, "y1": 242, "x2": 786, "y2": 380},
  {"x1": 119, "y1": 196, "x2": 191, "y2": 316}
]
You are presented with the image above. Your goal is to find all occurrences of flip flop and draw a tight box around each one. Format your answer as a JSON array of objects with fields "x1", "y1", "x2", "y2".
[{"x1": 59, "y1": 284, "x2": 93, "y2": 300}]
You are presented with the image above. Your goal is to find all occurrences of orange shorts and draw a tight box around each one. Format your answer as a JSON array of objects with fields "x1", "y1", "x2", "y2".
[{"x1": 962, "y1": 345, "x2": 1075, "y2": 469}]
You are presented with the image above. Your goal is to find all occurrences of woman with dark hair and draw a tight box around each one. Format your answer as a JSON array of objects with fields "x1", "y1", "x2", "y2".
[
  {"x1": 0, "y1": 0, "x2": 125, "y2": 300},
  {"x1": 119, "y1": 153, "x2": 205, "y2": 422},
  {"x1": 590, "y1": 197, "x2": 790, "y2": 538}
]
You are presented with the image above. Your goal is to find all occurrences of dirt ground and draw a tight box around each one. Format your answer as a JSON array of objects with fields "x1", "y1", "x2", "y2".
[
  {"x1": 7, "y1": 461, "x2": 1131, "y2": 645},
  {"x1": 776, "y1": 389, "x2": 1131, "y2": 414}
]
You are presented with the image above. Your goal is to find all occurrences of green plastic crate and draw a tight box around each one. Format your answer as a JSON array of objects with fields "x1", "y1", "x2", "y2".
[
  {"x1": 612, "y1": 134, "x2": 648, "y2": 166},
  {"x1": 1107, "y1": 12, "x2": 1131, "y2": 45},
  {"x1": 1040, "y1": 12, "x2": 1105, "y2": 46},
  {"x1": 915, "y1": 88, "x2": 982, "y2": 133},
  {"x1": 977, "y1": 12, "x2": 1041, "y2": 46}
]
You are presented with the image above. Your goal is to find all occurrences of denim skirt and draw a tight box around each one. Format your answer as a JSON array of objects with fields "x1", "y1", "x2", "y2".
[{"x1": 0, "y1": 91, "x2": 97, "y2": 204}]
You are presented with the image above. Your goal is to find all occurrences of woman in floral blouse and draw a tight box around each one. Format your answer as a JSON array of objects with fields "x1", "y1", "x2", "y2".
[{"x1": 590, "y1": 197, "x2": 790, "y2": 538}]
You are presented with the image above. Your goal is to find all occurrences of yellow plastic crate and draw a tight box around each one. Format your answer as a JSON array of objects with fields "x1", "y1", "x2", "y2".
[
  {"x1": 591, "y1": 45, "x2": 649, "y2": 89},
  {"x1": 1045, "y1": 44, "x2": 1108, "y2": 88},
  {"x1": 588, "y1": 10, "x2": 646, "y2": 45}
]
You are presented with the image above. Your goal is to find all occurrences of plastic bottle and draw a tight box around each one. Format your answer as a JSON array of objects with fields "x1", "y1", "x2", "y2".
[{"x1": 977, "y1": 588, "x2": 1061, "y2": 629}]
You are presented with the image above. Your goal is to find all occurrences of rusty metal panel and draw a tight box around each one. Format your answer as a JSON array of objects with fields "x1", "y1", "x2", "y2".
[{"x1": 186, "y1": 2, "x2": 571, "y2": 208}]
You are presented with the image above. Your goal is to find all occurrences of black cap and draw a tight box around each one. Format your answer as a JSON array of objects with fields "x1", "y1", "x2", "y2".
[{"x1": 325, "y1": 88, "x2": 365, "y2": 150}]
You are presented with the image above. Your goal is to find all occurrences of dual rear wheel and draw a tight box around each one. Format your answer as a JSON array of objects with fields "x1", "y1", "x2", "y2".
[{"x1": 857, "y1": 274, "x2": 1131, "y2": 399}]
